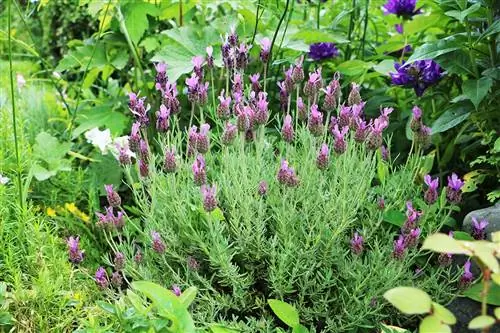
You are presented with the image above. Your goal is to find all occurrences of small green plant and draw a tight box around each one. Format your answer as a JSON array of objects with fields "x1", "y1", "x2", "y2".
[{"x1": 384, "y1": 232, "x2": 500, "y2": 332}]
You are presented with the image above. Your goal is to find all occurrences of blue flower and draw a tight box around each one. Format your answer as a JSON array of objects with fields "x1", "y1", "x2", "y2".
[
  {"x1": 309, "y1": 43, "x2": 339, "y2": 61},
  {"x1": 382, "y1": 0, "x2": 421, "y2": 18},
  {"x1": 390, "y1": 60, "x2": 443, "y2": 96}
]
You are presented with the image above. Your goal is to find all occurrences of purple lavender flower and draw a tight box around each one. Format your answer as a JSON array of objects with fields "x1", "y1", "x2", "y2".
[
  {"x1": 105, "y1": 184, "x2": 121, "y2": 208},
  {"x1": 438, "y1": 232, "x2": 454, "y2": 267},
  {"x1": 217, "y1": 91, "x2": 232, "y2": 119},
  {"x1": 192, "y1": 55, "x2": 204, "y2": 79},
  {"x1": 117, "y1": 142, "x2": 132, "y2": 166},
  {"x1": 378, "y1": 197, "x2": 385, "y2": 210},
  {"x1": 308, "y1": 104, "x2": 324, "y2": 137},
  {"x1": 236, "y1": 106, "x2": 254, "y2": 132},
  {"x1": 304, "y1": 69, "x2": 322, "y2": 97},
  {"x1": 282, "y1": 114, "x2": 295, "y2": 143},
  {"x1": 309, "y1": 42, "x2": 339, "y2": 61},
  {"x1": 139, "y1": 159, "x2": 149, "y2": 178},
  {"x1": 316, "y1": 143, "x2": 330, "y2": 170},
  {"x1": 471, "y1": 217, "x2": 488, "y2": 240},
  {"x1": 366, "y1": 118, "x2": 387, "y2": 150},
  {"x1": 197, "y1": 124, "x2": 211, "y2": 154},
  {"x1": 111, "y1": 271, "x2": 123, "y2": 287},
  {"x1": 392, "y1": 235, "x2": 406, "y2": 260},
  {"x1": 151, "y1": 231, "x2": 166, "y2": 254},
  {"x1": 278, "y1": 81, "x2": 289, "y2": 111},
  {"x1": 459, "y1": 260, "x2": 474, "y2": 289},
  {"x1": 277, "y1": 160, "x2": 299, "y2": 187},
  {"x1": 164, "y1": 148, "x2": 177, "y2": 173},
  {"x1": 322, "y1": 84, "x2": 338, "y2": 111},
  {"x1": 404, "y1": 228, "x2": 421, "y2": 248},
  {"x1": 236, "y1": 43, "x2": 250, "y2": 69},
  {"x1": 129, "y1": 122, "x2": 141, "y2": 153},
  {"x1": 114, "y1": 210, "x2": 125, "y2": 229},
  {"x1": 66, "y1": 236, "x2": 84, "y2": 264},
  {"x1": 114, "y1": 252, "x2": 125, "y2": 271},
  {"x1": 192, "y1": 154, "x2": 207, "y2": 186},
  {"x1": 187, "y1": 256, "x2": 200, "y2": 270},
  {"x1": 255, "y1": 92, "x2": 269, "y2": 125},
  {"x1": 139, "y1": 139, "x2": 149, "y2": 162},
  {"x1": 258, "y1": 180, "x2": 268, "y2": 197},
  {"x1": 446, "y1": 173, "x2": 464, "y2": 204},
  {"x1": 95, "y1": 267, "x2": 109, "y2": 289},
  {"x1": 338, "y1": 105, "x2": 351, "y2": 129},
  {"x1": 172, "y1": 284, "x2": 182, "y2": 296},
  {"x1": 129, "y1": 93, "x2": 150, "y2": 127},
  {"x1": 228, "y1": 27, "x2": 238, "y2": 46},
  {"x1": 424, "y1": 174, "x2": 439, "y2": 204},
  {"x1": 154, "y1": 62, "x2": 168, "y2": 90},
  {"x1": 402, "y1": 201, "x2": 422, "y2": 234},
  {"x1": 222, "y1": 122, "x2": 238, "y2": 145},
  {"x1": 221, "y1": 42, "x2": 232, "y2": 68},
  {"x1": 292, "y1": 56, "x2": 305, "y2": 83},
  {"x1": 249, "y1": 73, "x2": 261, "y2": 93},
  {"x1": 206, "y1": 46, "x2": 214, "y2": 69},
  {"x1": 201, "y1": 184, "x2": 218, "y2": 212},
  {"x1": 186, "y1": 73, "x2": 200, "y2": 103},
  {"x1": 332, "y1": 124, "x2": 349, "y2": 154},
  {"x1": 381, "y1": 145, "x2": 390, "y2": 161},
  {"x1": 415, "y1": 124, "x2": 432, "y2": 147},
  {"x1": 163, "y1": 81, "x2": 180, "y2": 114},
  {"x1": 390, "y1": 60, "x2": 443, "y2": 96},
  {"x1": 297, "y1": 97, "x2": 307, "y2": 120},
  {"x1": 156, "y1": 104, "x2": 170, "y2": 132},
  {"x1": 134, "y1": 250, "x2": 143, "y2": 263},
  {"x1": 410, "y1": 106, "x2": 423, "y2": 132},
  {"x1": 347, "y1": 83, "x2": 362, "y2": 106},
  {"x1": 395, "y1": 23, "x2": 403, "y2": 34},
  {"x1": 350, "y1": 232, "x2": 364, "y2": 255},
  {"x1": 382, "y1": 0, "x2": 421, "y2": 18},
  {"x1": 260, "y1": 37, "x2": 271, "y2": 63}
]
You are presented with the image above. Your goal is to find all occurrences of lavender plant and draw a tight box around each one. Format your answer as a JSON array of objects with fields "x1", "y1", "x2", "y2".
[{"x1": 88, "y1": 31, "x2": 466, "y2": 331}]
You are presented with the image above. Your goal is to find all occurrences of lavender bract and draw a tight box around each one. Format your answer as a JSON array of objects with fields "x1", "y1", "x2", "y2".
[
  {"x1": 471, "y1": 216, "x2": 488, "y2": 240},
  {"x1": 423, "y1": 174, "x2": 439, "y2": 204}
]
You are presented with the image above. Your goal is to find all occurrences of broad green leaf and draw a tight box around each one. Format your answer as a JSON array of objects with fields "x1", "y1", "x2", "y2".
[
  {"x1": 382, "y1": 209, "x2": 406, "y2": 227},
  {"x1": 493, "y1": 273, "x2": 500, "y2": 285},
  {"x1": 291, "y1": 30, "x2": 349, "y2": 44},
  {"x1": 419, "y1": 315, "x2": 451, "y2": 333},
  {"x1": 33, "y1": 132, "x2": 72, "y2": 164},
  {"x1": 431, "y1": 104, "x2": 472, "y2": 134},
  {"x1": 178, "y1": 286, "x2": 197, "y2": 308},
  {"x1": 405, "y1": 14, "x2": 444, "y2": 35},
  {"x1": 468, "y1": 315, "x2": 495, "y2": 329},
  {"x1": 127, "y1": 290, "x2": 147, "y2": 314},
  {"x1": 268, "y1": 299, "x2": 300, "y2": 327},
  {"x1": 462, "y1": 77, "x2": 493, "y2": 109},
  {"x1": 453, "y1": 231, "x2": 474, "y2": 241},
  {"x1": 31, "y1": 164, "x2": 57, "y2": 181},
  {"x1": 96, "y1": 301, "x2": 116, "y2": 314},
  {"x1": 495, "y1": 307, "x2": 500, "y2": 319},
  {"x1": 73, "y1": 105, "x2": 130, "y2": 139},
  {"x1": 210, "y1": 325, "x2": 240, "y2": 333},
  {"x1": 375, "y1": 40, "x2": 406, "y2": 55},
  {"x1": 436, "y1": 50, "x2": 474, "y2": 76},
  {"x1": 421, "y1": 233, "x2": 472, "y2": 255},
  {"x1": 292, "y1": 324, "x2": 309, "y2": 333},
  {"x1": 373, "y1": 59, "x2": 395, "y2": 76},
  {"x1": 432, "y1": 302, "x2": 456, "y2": 324},
  {"x1": 473, "y1": 242, "x2": 499, "y2": 273},
  {"x1": 336, "y1": 60, "x2": 373, "y2": 76},
  {"x1": 445, "y1": 3, "x2": 481, "y2": 23},
  {"x1": 380, "y1": 324, "x2": 410, "y2": 333},
  {"x1": 464, "y1": 283, "x2": 500, "y2": 306},
  {"x1": 406, "y1": 36, "x2": 462, "y2": 64},
  {"x1": 88, "y1": 153, "x2": 123, "y2": 195},
  {"x1": 383, "y1": 287, "x2": 432, "y2": 315},
  {"x1": 477, "y1": 20, "x2": 500, "y2": 43},
  {"x1": 123, "y1": 2, "x2": 160, "y2": 45}
]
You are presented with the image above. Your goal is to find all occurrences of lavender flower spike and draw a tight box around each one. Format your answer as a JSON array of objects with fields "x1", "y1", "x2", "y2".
[
  {"x1": 66, "y1": 236, "x2": 84, "y2": 264},
  {"x1": 172, "y1": 284, "x2": 182, "y2": 297},
  {"x1": 105, "y1": 184, "x2": 121, "y2": 207},
  {"x1": 201, "y1": 184, "x2": 218, "y2": 212},
  {"x1": 423, "y1": 174, "x2": 439, "y2": 204},
  {"x1": 151, "y1": 231, "x2": 166, "y2": 254},
  {"x1": 446, "y1": 173, "x2": 464, "y2": 204},
  {"x1": 316, "y1": 143, "x2": 330, "y2": 170},
  {"x1": 260, "y1": 37, "x2": 271, "y2": 63},
  {"x1": 95, "y1": 267, "x2": 109, "y2": 289},
  {"x1": 350, "y1": 232, "x2": 364, "y2": 255},
  {"x1": 281, "y1": 114, "x2": 294, "y2": 143},
  {"x1": 308, "y1": 104, "x2": 324, "y2": 137},
  {"x1": 332, "y1": 124, "x2": 349, "y2": 154},
  {"x1": 471, "y1": 217, "x2": 488, "y2": 240},
  {"x1": 392, "y1": 235, "x2": 406, "y2": 260},
  {"x1": 459, "y1": 260, "x2": 474, "y2": 289}
]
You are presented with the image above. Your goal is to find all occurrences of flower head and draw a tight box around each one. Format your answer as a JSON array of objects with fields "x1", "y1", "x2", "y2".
[
  {"x1": 350, "y1": 232, "x2": 364, "y2": 255},
  {"x1": 222, "y1": 122, "x2": 238, "y2": 145},
  {"x1": 172, "y1": 284, "x2": 182, "y2": 297},
  {"x1": 151, "y1": 231, "x2": 166, "y2": 254},
  {"x1": 471, "y1": 217, "x2": 488, "y2": 240},
  {"x1": 277, "y1": 160, "x2": 299, "y2": 187},
  {"x1": 382, "y1": 0, "x2": 421, "y2": 18},
  {"x1": 316, "y1": 143, "x2": 330, "y2": 170},
  {"x1": 95, "y1": 267, "x2": 109, "y2": 289},
  {"x1": 258, "y1": 180, "x2": 268, "y2": 196},
  {"x1": 281, "y1": 114, "x2": 294, "y2": 143},
  {"x1": 390, "y1": 60, "x2": 443, "y2": 96},
  {"x1": 459, "y1": 260, "x2": 474, "y2": 289},
  {"x1": 446, "y1": 173, "x2": 464, "y2": 204},
  {"x1": 423, "y1": 174, "x2": 439, "y2": 204},
  {"x1": 217, "y1": 91, "x2": 232, "y2": 119},
  {"x1": 404, "y1": 228, "x2": 421, "y2": 248},
  {"x1": 201, "y1": 184, "x2": 218, "y2": 212},
  {"x1": 156, "y1": 104, "x2": 170, "y2": 132},
  {"x1": 192, "y1": 154, "x2": 207, "y2": 186},
  {"x1": 260, "y1": 37, "x2": 271, "y2": 63},
  {"x1": 392, "y1": 235, "x2": 406, "y2": 260},
  {"x1": 347, "y1": 83, "x2": 362, "y2": 106},
  {"x1": 105, "y1": 184, "x2": 121, "y2": 208},
  {"x1": 66, "y1": 236, "x2": 84, "y2": 264},
  {"x1": 309, "y1": 42, "x2": 339, "y2": 61},
  {"x1": 332, "y1": 124, "x2": 349, "y2": 154},
  {"x1": 308, "y1": 104, "x2": 324, "y2": 136},
  {"x1": 114, "y1": 252, "x2": 125, "y2": 271}
]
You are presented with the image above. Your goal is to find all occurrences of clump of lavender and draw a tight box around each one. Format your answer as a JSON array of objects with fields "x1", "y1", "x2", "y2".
[
  {"x1": 350, "y1": 232, "x2": 364, "y2": 255},
  {"x1": 192, "y1": 154, "x2": 207, "y2": 186},
  {"x1": 95, "y1": 267, "x2": 109, "y2": 289},
  {"x1": 201, "y1": 184, "x2": 218, "y2": 212},
  {"x1": 308, "y1": 104, "x2": 324, "y2": 136},
  {"x1": 332, "y1": 125, "x2": 349, "y2": 154},
  {"x1": 154, "y1": 62, "x2": 168, "y2": 89},
  {"x1": 105, "y1": 184, "x2": 121, "y2": 208},
  {"x1": 446, "y1": 173, "x2": 464, "y2": 204},
  {"x1": 281, "y1": 115, "x2": 294, "y2": 143},
  {"x1": 277, "y1": 160, "x2": 299, "y2": 187},
  {"x1": 458, "y1": 260, "x2": 474, "y2": 289},
  {"x1": 258, "y1": 180, "x2": 268, "y2": 196},
  {"x1": 316, "y1": 143, "x2": 330, "y2": 170},
  {"x1": 366, "y1": 118, "x2": 387, "y2": 150},
  {"x1": 164, "y1": 148, "x2": 177, "y2": 173},
  {"x1": 392, "y1": 235, "x2": 406, "y2": 260},
  {"x1": 382, "y1": 0, "x2": 421, "y2": 18},
  {"x1": 390, "y1": 60, "x2": 443, "y2": 96},
  {"x1": 254, "y1": 92, "x2": 269, "y2": 125},
  {"x1": 185, "y1": 73, "x2": 209, "y2": 105},
  {"x1": 471, "y1": 217, "x2": 488, "y2": 240},
  {"x1": 423, "y1": 174, "x2": 439, "y2": 204},
  {"x1": 66, "y1": 236, "x2": 84, "y2": 264},
  {"x1": 309, "y1": 42, "x2": 339, "y2": 61},
  {"x1": 151, "y1": 231, "x2": 166, "y2": 254}
]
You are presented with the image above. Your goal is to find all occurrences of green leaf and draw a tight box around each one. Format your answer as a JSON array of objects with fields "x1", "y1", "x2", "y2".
[
  {"x1": 382, "y1": 209, "x2": 406, "y2": 227},
  {"x1": 123, "y1": 2, "x2": 160, "y2": 45},
  {"x1": 210, "y1": 325, "x2": 240, "y2": 333},
  {"x1": 477, "y1": 20, "x2": 500, "y2": 43},
  {"x1": 31, "y1": 164, "x2": 57, "y2": 181},
  {"x1": 422, "y1": 233, "x2": 472, "y2": 254},
  {"x1": 432, "y1": 302, "x2": 456, "y2": 324},
  {"x1": 405, "y1": 14, "x2": 445, "y2": 35},
  {"x1": 96, "y1": 301, "x2": 116, "y2": 314},
  {"x1": 373, "y1": 59, "x2": 396, "y2": 76},
  {"x1": 406, "y1": 36, "x2": 462, "y2": 64},
  {"x1": 464, "y1": 283, "x2": 500, "y2": 306},
  {"x1": 336, "y1": 60, "x2": 374, "y2": 76},
  {"x1": 462, "y1": 77, "x2": 493, "y2": 109},
  {"x1": 494, "y1": 307, "x2": 500, "y2": 319},
  {"x1": 268, "y1": 299, "x2": 300, "y2": 327},
  {"x1": 380, "y1": 324, "x2": 410, "y2": 333},
  {"x1": 33, "y1": 132, "x2": 72, "y2": 164},
  {"x1": 445, "y1": 3, "x2": 481, "y2": 23},
  {"x1": 431, "y1": 104, "x2": 472, "y2": 134},
  {"x1": 468, "y1": 315, "x2": 495, "y2": 329},
  {"x1": 453, "y1": 231, "x2": 474, "y2": 241},
  {"x1": 419, "y1": 315, "x2": 451, "y2": 333},
  {"x1": 291, "y1": 30, "x2": 349, "y2": 44},
  {"x1": 178, "y1": 286, "x2": 197, "y2": 308},
  {"x1": 292, "y1": 324, "x2": 309, "y2": 333},
  {"x1": 383, "y1": 287, "x2": 432, "y2": 315},
  {"x1": 73, "y1": 104, "x2": 129, "y2": 138},
  {"x1": 435, "y1": 50, "x2": 474, "y2": 76},
  {"x1": 127, "y1": 290, "x2": 147, "y2": 314}
]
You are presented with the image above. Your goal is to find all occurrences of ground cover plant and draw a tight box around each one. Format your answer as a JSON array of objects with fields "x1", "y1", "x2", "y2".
[{"x1": 0, "y1": 0, "x2": 499, "y2": 332}]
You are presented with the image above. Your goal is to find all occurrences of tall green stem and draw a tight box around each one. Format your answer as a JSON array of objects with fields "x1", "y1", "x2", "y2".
[
  {"x1": 360, "y1": 0, "x2": 369, "y2": 59},
  {"x1": 316, "y1": 0, "x2": 321, "y2": 29},
  {"x1": 7, "y1": 0, "x2": 24, "y2": 210},
  {"x1": 266, "y1": 0, "x2": 290, "y2": 81},
  {"x1": 345, "y1": 0, "x2": 357, "y2": 60}
]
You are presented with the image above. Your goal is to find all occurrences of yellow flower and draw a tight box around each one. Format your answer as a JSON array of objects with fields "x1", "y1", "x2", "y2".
[
  {"x1": 64, "y1": 202, "x2": 90, "y2": 223},
  {"x1": 46, "y1": 207, "x2": 57, "y2": 217}
]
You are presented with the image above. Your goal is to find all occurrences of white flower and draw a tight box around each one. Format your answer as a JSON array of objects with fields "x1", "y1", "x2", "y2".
[
  {"x1": 84, "y1": 127, "x2": 112, "y2": 154},
  {"x1": 16, "y1": 74, "x2": 26, "y2": 89},
  {"x1": 0, "y1": 174, "x2": 10, "y2": 185},
  {"x1": 110, "y1": 136, "x2": 136, "y2": 161}
]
